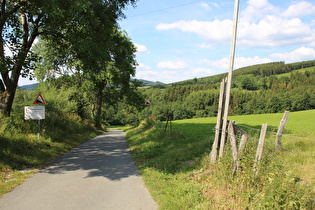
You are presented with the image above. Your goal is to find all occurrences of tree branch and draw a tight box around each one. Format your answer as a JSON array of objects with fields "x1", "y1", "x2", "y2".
[
  {"x1": 0, "y1": 78, "x2": 5, "y2": 93},
  {"x1": 1, "y1": 1, "x2": 23, "y2": 20}
]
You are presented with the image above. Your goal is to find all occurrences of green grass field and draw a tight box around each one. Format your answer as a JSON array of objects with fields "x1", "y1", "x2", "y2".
[
  {"x1": 127, "y1": 110, "x2": 315, "y2": 209},
  {"x1": 277, "y1": 66, "x2": 315, "y2": 78}
]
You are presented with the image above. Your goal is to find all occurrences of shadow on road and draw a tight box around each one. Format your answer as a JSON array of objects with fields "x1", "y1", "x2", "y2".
[{"x1": 41, "y1": 129, "x2": 138, "y2": 181}]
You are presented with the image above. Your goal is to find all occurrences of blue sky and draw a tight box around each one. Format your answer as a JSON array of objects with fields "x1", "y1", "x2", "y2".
[
  {"x1": 19, "y1": 0, "x2": 315, "y2": 86},
  {"x1": 118, "y1": 0, "x2": 315, "y2": 84}
]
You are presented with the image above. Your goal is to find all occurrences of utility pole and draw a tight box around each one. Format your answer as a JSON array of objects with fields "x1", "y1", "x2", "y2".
[{"x1": 219, "y1": 0, "x2": 240, "y2": 157}]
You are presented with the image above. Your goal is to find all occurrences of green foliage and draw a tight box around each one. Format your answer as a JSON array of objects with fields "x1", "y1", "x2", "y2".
[
  {"x1": 0, "y1": 0, "x2": 137, "y2": 117},
  {"x1": 34, "y1": 27, "x2": 143, "y2": 127}
]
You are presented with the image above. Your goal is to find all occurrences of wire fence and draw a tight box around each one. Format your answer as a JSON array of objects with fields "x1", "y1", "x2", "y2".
[
  {"x1": 233, "y1": 123, "x2": 315, "y2": 157},
  {"x1": 210, "y1": 119, "x2": 315, "y2": 180}
]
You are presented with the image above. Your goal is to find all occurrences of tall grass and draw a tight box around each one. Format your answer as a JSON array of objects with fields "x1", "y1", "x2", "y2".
[
  {"x1": 126, "y1": 118, "x2": 212, "y2": 209},
  {"x1": 126, "y1": 111, "x2": 315, "y2": 209}
]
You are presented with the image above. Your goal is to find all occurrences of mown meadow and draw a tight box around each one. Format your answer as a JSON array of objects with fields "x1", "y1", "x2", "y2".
[{"x1": 126, "y1": 110, "x2": 315, "y2": 209}]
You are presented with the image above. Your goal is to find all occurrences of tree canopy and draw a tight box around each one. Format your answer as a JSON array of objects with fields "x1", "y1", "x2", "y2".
[{"x1": 0, "y1": 0, "x2": 137, "y2": 116}]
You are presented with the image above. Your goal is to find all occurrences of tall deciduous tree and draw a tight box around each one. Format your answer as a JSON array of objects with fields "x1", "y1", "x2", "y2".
[{"x1": 0, "y1": 0, "x2": 136, "y2": 117}]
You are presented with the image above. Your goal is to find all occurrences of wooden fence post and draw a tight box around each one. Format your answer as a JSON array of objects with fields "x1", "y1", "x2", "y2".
[
  {"x1": 275, "y1": 111, "x2": 289, "y2": 150},
  {"x1": 228, "y1": 120, "x2": 240, "y2": 175},
  {"x1": 254, "y1": 123, "x2": 268, "y2": 176},
  {"x1": 210, "y1": 78, "x2": 226, "y2": 163},
  {"x1": 238, "y1": 133, "x2": 248, "y2": 155},
  {"x1": 169, "y1": 113, "x2": 173, "y2": 135}
]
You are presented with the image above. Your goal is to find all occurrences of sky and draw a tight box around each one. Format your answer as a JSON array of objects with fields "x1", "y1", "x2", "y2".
[
  {"x1": 19, "y1": 0, "x2": 315, "y2": 86},
  {"x1": 118, "y1": 0, "x2": 315, "y2": 84}
]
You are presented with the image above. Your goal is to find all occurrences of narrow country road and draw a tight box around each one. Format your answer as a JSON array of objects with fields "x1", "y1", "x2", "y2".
[{"x1": 0, "y1": 129, "x2": 158, "y2": 210}]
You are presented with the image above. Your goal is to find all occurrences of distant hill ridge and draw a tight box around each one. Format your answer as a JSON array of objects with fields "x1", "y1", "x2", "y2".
[
  {"x1": 19, "y1": 79, "x2": 164, "y2": 90},
  {"x1": 19, "y1": 83, "x2": 39, "y2": 91},
  {"x1": 18, "y1": 60, "x2": 315, "y2": 90},
  {"x1": 171, "y1": 60, "x2": 315, "y2": 86}
]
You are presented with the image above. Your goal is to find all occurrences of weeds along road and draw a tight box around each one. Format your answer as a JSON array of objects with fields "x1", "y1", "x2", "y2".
[{"x1": 0, "y1": 129, "x2": 157, "y2": 210}]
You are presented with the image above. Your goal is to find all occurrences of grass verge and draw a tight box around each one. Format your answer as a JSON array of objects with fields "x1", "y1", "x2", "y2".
[
  {"x1": 126, "y1": 111, "x2": 315, "y2": 209},
  {"x1": 0, "y1": 115, "x2": 103, "y2": 197}
]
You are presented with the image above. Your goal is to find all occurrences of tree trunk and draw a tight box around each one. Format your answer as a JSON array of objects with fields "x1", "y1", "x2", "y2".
[
  {"x1": 1, "y1": 88, "x2": 16, "y2": 117},
  {"x1": 0, "y1": 71, "x2": 20, "y2": 117},
  {"x1": 0, "y1": 8, "x2": 40, "y2": 117},
  {"x1": 95, "y1": 84, "x2": 104, "y2": 128}
]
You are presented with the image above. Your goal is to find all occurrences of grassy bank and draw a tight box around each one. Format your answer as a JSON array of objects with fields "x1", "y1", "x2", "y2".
[{"x1": 126, "y1": 111, "x2": 315, "y2": 209}]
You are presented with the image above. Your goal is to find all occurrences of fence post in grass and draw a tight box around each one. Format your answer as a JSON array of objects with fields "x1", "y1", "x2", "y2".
[
  {"x1": 210, "y1": 78, "x2": 226, "y2": 163},
  {"x1": 238, "y1": 133, "x2": 248, "y2": 155},
  {"x1": 169, "y1": 112, "x2": 173, "y2": 135},
  {"x1": 254, "y1": 123, "x2": 268, "y2": 176},
  {"x1": 275, "y1": 111, "x2": 289, "y2": 150},
  {"x1": 228, "y1": 120, "x2": 240, "y2": 175},
  {"x1": 164, "y1": 115, "x2": 169, "y2": 133}
]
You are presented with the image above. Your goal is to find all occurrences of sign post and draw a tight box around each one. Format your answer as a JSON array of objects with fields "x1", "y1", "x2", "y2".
[
  {"x1": 24, "y1": 106, "x2": 45, "y2": 139},
  {"x1": 33, "y1": 93, "x2": 46, "y2": 105},
  {"x1": 144, "y1": 99, "x2": 152, "y2": 117},
  {"x1": 24, "y1": 93, "x2": 46, "y2": 140}
]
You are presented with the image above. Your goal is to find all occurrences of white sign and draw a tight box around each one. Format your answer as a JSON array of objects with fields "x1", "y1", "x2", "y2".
[{"x1": 24, "y1": 106, "x2": 45, "y2": 120}]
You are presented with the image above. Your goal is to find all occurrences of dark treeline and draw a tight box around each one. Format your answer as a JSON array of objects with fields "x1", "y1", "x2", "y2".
[{"x1": 134, "y1": 61, "x2": 315, "y2": 122}]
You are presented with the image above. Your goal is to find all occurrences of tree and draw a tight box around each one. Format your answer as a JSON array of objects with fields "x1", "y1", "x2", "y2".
[
  {"x1": 35, "y1": 26, "x2": 142, "y2": 127},
  {"x1": 0, "y1": 0, "x2": 136, "y2": 117}
]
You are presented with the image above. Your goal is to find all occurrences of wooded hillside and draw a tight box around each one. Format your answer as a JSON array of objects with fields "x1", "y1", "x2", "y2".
[{"x1": 137, "y1": 60, "x2": 315, "y2": 122}]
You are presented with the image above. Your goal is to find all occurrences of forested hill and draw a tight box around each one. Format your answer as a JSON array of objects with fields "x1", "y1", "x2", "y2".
[
  {"x1": 135, "y1": 79, "x2": 164, "y2": 87},
  {"x1": 170, "y1": 60, "x2": 315, "y2": 86},
  {"x1": 134, "y1": 60, "x2": 315, "y2": 122}
]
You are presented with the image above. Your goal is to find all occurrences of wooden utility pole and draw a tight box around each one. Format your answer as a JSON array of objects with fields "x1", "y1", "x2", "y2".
[{"x1": 219, "y1": 0, "x2": 240, "y2": 157}]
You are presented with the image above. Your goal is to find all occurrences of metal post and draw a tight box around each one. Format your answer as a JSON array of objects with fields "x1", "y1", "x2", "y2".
[
  {"x1": 219, "y1": 0, "x2": 240, "y2": 157},
  {"x1": 38, "y1": 119, "x2": 40, "y2": 140}
]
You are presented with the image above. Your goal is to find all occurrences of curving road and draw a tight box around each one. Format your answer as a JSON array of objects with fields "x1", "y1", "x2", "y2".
[{"x1": 0, "y1": 129, "x2": 157, "y2": 210}]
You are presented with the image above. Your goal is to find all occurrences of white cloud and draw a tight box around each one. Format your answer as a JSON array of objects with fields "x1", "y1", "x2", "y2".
[
  {"x1": 197, "y1": 2, "x2": 211, "y2": 10},
  {"x1": 239, "y1": 16, "x2": 314, "y2": 47},
  {"x1": 190, "y1": 68, "x2": 215, "y2": 76},
  {"x1": 200, "y1": 56, "x2": 272, "y2": 70},
  {"x1": 135, "y1": 69, "x2": 182, "y2": 84},
  {"x1": 211, "y1": 2, "x2": 220, "y2": 8},
  {"x1": 235, "y1": 56, "x2": 272, "y2": 69},
  {"x1": 158, "y1": 60, "x2": 188, "y2": 69},
  {"x1": 135, "y1": 70, "x2": 158, "y2": 80},
  {"x1": 282, "y1": 1, "x2": 315, "y2": 18},
  {"x1": 156, "y1": 1, "x2": 315, "y2": 48},
  {"x1": 135, "y1": 67, "x2": 215, "y2": 84},
  {"x1": 137, "y1": 63, "x2": 151, "y2": 70},
  {"x1": 156, "y1": 16, "x2": 315, "y2": 48},
  {"x1": 200, "y1": 58, "x2": 229, "y2": 70},
  {"x1": 134, "y1": 43, "x2": 150, "y2": 54},
  {"x1": 156, "y1": 19, "x2": 232, "y2": 43},
  {"x1": 242, "y1": 0, "x2": 277, "y2": 22},
  {"x1": 270, "y1": 47, "x2": 315, "y2": 63}
]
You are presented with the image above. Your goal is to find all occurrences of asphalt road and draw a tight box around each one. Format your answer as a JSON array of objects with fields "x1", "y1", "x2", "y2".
[{"x1": 0, "y1": 129, "x2": 158, "y2": 210}]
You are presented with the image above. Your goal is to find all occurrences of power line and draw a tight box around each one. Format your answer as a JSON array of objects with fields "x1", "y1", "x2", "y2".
[{"x1": 128, "y1": 1, "x2": 201, "y2": 18}]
